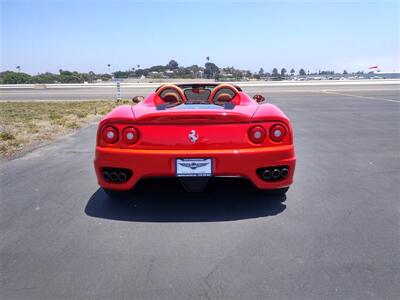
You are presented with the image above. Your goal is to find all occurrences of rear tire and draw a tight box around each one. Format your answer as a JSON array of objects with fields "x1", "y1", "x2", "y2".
[{"x1": 261, "y1": 187, "x2": 289, "y2": 196}]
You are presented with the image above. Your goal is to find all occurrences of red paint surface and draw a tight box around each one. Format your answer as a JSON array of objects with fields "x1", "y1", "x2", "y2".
[{"x1": 94, "y1": 85, "x2": 296, "y2": 191}]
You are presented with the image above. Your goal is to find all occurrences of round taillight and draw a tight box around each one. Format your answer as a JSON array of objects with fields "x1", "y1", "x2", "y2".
[
  {"x1": 270, "y1": 124, "x2": 287, "y2": 142},
  {"x1": 122, "y1": 127, "x2": 139, "y2": 144},
  {"x1": 249, "y1": 126, "x2": 266, "y2": 144},
  {"x1": 102, "y1": 126, "x2": 118, "y2": 143}
]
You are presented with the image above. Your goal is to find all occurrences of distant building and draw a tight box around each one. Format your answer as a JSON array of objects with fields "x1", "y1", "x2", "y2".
[
  {"x1": 366, "y1": 71, "x2": 400, "y2": 79},
  {"x1": 148, "y1": 71, "x2": 162, "y2": 78}
]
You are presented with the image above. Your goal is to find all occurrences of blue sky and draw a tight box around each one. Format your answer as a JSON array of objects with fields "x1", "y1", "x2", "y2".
[{"x1": 1, "y1": 0, "x2": 399, "y2": 74}]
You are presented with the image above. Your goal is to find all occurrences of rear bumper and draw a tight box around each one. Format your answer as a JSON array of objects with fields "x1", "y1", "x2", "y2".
[{"x1": 94, "y1": 145, "x2": 296, "y2": 191}]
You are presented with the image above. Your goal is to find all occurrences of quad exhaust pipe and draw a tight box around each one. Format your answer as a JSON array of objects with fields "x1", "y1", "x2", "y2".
[
  {"x1": 259, "y1": 166, "x2": 290, "y2": 181},
  {"x1": 102, "y1": 169, "x2": 131, "y2": 183}
]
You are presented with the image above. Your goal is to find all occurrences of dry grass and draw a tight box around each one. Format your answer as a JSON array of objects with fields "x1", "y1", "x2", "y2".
[{"x1": 0, "y1": 100, "x2": 131, "y2": 159}]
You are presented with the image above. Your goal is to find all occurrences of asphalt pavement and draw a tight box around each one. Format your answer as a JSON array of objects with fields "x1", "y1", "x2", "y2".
[
  {"x1": 0, "y1": 81, "x2": 399, "y2": 101},
  {"x1": 1, "y1": 84, "x2": 400, "y2": 299}
]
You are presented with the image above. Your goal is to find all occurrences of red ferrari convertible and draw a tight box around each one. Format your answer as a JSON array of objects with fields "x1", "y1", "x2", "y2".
[{"x1": 94, "y1": 83, "x2": 296, "y2": 195}]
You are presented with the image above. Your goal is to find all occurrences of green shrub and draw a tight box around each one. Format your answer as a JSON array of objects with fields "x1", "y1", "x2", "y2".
[{"x1": 0, "y1": 131, "x2": 15, "y2": 141}]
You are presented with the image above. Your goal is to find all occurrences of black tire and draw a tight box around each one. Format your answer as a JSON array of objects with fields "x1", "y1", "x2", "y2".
[{"x1": 260, "y1": 187, "x2": 289, "y2": 196}]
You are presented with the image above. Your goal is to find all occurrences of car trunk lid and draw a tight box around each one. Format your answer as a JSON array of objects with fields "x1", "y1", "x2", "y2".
[{"x1": 132, "y1": 104, "x2": 258, "y2": 124}]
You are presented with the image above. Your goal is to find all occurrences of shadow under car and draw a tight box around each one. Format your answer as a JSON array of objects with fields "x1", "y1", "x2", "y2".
[{"x1": 84, "y1": 178, "x2": 287, "y2": 223}]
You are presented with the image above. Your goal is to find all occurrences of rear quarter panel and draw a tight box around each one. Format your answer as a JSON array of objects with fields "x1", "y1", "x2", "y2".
[
  {"x1": 99, "y1": 105, "x2": 135, "y2": 126},
  {"x1": 252, "y1": 103, "x2": 294, "y2": 144}
]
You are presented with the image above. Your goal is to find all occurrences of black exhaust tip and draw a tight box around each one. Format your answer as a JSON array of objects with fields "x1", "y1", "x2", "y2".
[
  {"x1": 272, "y1": 169, "x2": 281, "y2": 179},
  {"x1": 280, "y1": 168, "x2": 289, "y2": 178},
  {"x1": 118, "y1": 172, "x2": 127, "y2": 182},
  {"x1": 110, "y1": 172, "x2": 119, "y2": 182},
  {"x1": 262, "y1": 169, "x2": 272, "y2": 180},
  {"x1": 102, "y1": 171, "x2": 110, "y2": 181}
]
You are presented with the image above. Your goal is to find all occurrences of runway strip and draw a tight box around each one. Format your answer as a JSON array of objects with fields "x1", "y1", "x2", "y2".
[{"x1": 322, "y1": 89, "x2": 400, "y2": 103}]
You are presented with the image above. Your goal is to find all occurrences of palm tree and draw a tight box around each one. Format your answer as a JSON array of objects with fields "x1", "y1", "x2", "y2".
[
  {"x1": 206, "y1": 56, "x2": 210, "y2": 62},
  {"x1": 137, "y1": 64, "x2": 140, "y2": 69},
  {"x1": 107, "y1": 64, "x2": 111, "y2": 74},
  {"x1": 16, "y1": 66, "x2": 21, "y2": 73},
  {"x1": 89, "y1": 71, "x2": 95, "y2": 83}
]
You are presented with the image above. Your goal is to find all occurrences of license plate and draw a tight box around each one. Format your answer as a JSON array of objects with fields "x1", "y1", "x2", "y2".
[{"x1": 176, "y1": 158, "x2": 212, "y2": 177}]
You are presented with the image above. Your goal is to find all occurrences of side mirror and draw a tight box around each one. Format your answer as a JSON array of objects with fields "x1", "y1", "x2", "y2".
[
  {"x1": 132, "y1": 96, "x2": 144, "y2": 103},
  {"x1": 253, "y1": 94, "x2": 266, "y2": 103}
]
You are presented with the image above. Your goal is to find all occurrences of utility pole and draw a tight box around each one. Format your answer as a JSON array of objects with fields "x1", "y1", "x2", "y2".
[{"x1": 116, "y1": 81, "x2": 121, "y2": 102}]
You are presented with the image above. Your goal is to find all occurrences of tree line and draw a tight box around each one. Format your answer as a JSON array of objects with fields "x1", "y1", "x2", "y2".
[
  {"x1": 0, "y1": 59, "x2": 360, "y2": 84},
  {"x1": 0, "y1": 70, "x2": 112, "y2": 84}
]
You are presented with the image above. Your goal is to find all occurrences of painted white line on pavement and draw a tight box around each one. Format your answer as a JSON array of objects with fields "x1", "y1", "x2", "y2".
[{"x1": 322, "y1": 90, "x2": 400, "y2": 103}]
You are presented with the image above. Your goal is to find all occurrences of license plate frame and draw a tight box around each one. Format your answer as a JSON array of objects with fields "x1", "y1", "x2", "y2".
[{"x1": 175, "y1": 158, "x2": 213, "y2": 177}]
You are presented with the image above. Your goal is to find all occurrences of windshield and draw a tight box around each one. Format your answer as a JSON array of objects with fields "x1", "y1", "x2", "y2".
[
  {"x1": 182, "y1": 87, "x2": 211, "y2": 103},
  {"x1": 177, "y1": 84, "x2": 242, "y2": 104}
]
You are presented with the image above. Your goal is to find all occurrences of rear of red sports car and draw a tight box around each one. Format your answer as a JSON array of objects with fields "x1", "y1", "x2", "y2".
[{"x1": 94, "y1": 83, "x2": 296, "y2": 194}]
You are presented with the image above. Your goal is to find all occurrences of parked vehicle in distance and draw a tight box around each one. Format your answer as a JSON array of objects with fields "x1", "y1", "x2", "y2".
[{"x1": 94, "y1": 83, "x2": 296, "y2": 195}]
